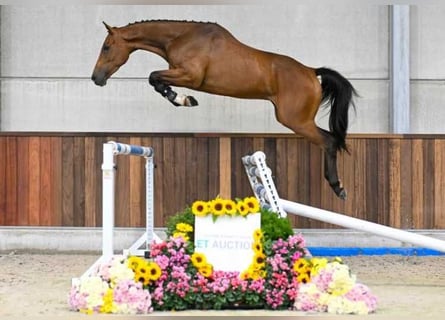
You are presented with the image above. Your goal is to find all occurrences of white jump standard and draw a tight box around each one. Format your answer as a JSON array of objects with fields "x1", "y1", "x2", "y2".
[
  {"x1": 243, "y1": 151, "x2": 445, "y2": 253},
  {"x1": 73, "y1": 141, "x2": 160, "y2": 284}
]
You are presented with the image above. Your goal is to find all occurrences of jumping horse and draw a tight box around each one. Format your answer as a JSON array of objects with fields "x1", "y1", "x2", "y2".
[{"x1": 91, "y1": 20, "x2": 357, "y2": 200}]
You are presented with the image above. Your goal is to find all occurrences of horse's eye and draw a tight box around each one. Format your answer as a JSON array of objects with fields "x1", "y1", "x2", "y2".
[{"x1": 102, "y1": 45, "x2": 110, "y2": 52}]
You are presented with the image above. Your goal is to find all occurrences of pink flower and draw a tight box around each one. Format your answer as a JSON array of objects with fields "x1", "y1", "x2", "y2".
[{"x1": 345, "y1": 283, "x2": 378, "y2": 312}]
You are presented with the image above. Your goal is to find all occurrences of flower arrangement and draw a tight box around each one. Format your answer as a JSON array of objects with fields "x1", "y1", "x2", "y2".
[
  {"x1": 69, "y1": 196, "x2": 378, "y2": 315},
  {"x1": 192, "y1": 196, "x2": 260, "y2": 220},
  {"x1": 293, "y1": 257, "x2": 378, "y2": 314},
  {"x1": 69, "y1": 255, "x2": 159, "y2": 314}
]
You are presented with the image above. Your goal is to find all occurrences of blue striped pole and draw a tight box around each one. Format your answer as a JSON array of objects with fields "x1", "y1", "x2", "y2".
[{"x1": 109, "y1": 141, "x2": 153, "y2": 157}]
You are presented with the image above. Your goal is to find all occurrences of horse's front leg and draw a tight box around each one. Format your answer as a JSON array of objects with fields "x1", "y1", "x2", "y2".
[{"x1": 148, "y1": 69, "x2": 199, "y2": 107}]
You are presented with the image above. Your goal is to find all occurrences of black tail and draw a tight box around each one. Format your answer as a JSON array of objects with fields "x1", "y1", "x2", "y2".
[{"x1": 315, "y1": 67, "x2": 357, "y2": 153}]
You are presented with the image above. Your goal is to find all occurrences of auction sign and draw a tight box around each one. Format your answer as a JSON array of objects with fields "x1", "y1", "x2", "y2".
[{"x1": 194, "y1": 214, "x2": 261, "y2": 272}]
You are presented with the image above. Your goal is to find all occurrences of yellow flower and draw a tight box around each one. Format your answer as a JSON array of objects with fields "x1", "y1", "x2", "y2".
[
  {"x1": 80, "y1": 308, "x2": 94, "y2": 315},
  {"x1": 293, "y1": 258, "x2": 310, "y2": 274},
  {"x1": 191, "y1": 252, "x2": 207, "y2": 268},
  {"x1": 310, "y1": 257, "x2": 328, "y2": 276},
  {"x1": 333, "y1": 257, "x2": 343, "y2": 264},
  {"x1": 253, "y1": 229, "x2": 263, "y2": 242},
  {"x1": 297, "y1": 271, "x2": 311, "y2": 284},
  {"x1": 135, "y1": 262, "x2": 151, "y2": 285},
  {"x1": 224, "y1": 199, "x2": 237, "y2": 215},
  {"x1": 100, "y1": 288, "x2": 115, "y2": 313},
  {"x1": 253, "y1": 252, "x2": 266, "y2": 267},
  {"x1": 192, "y1": 200, "x2": 209, "y2": 216},
  {"x1": 198, "y1": 264, "x2": 213, "y2": 278},
  {"x1": 127, "y1": 256, "x2": 145, "y2": 271},
  {"x1": 240, "y1": 270, "x2": 250, "y2": 280},
  {"x1": 244, "y1": 196, "x2": 260, "y2": 213},
  {"x1": 147, "y1": 262, "x2": 162, "y2": 281},
  {"x1": 246, "y1": 264, "x2": 265, "y2": 280},
  {"x1": 176, "y1": 222, "x2": 193, "y2": 233},
  {"x1": 252, "y1": 241, "x2": 263, "y2": 253},
  {"x1": 210, "y1": 197, "x2": 226, "y2": 216},
  {"x1": 173, "y1": 231, "x2": 189, "y2": 242},
  {"x1": 237, "y1": 201, "x2": 249, "y2": 216}
]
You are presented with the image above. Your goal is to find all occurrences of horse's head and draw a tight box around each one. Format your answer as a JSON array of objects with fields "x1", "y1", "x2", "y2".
[{"x1": 91, "y1": 22, "x2": 132, "y2": 86}]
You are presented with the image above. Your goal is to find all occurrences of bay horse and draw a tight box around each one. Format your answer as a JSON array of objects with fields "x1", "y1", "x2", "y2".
[{"x1": 91, "y1": 20, "x2": 357, "y2": 200}]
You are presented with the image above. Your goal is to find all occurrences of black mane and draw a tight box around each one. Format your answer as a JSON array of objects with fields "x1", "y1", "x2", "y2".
[{"x1": 125, "y1": 19, "x2": 215, "y2": 27}]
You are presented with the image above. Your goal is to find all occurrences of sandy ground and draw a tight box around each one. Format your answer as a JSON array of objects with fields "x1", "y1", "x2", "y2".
[{"x1": 0, "y1": 252, "x2": 444, "y2": 318}]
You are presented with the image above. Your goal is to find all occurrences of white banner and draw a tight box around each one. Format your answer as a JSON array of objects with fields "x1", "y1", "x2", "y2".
[{"x1": 194, "y1": 214, "x2": 261, "y2": 272}]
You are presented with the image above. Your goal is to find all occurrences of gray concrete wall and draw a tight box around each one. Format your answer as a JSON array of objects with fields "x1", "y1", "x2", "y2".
[
  {"x1": 0, "y1": 5, "x2": 442, "y2": 133},
  {"x1": 410, "y1": 6, "x2": 445, "y2": 133}
]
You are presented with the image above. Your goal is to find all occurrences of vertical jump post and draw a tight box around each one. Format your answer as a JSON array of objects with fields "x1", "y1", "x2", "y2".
[
  {"x1": 74, "y1": 141, "x2": 157, "y2": 284},
  {"x1": 102, "y1": 141, "x2": 156, "y2": 259}
]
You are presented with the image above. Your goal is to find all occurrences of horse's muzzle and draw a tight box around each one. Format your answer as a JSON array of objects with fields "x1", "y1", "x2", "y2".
[{"x1": 91, "y1": 73, "x2": 107, "y2": 86}]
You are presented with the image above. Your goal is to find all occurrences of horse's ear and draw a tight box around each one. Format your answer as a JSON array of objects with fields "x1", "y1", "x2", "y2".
[{"x1": 102, "y1": 21, "x2": 114, "y2": 35}]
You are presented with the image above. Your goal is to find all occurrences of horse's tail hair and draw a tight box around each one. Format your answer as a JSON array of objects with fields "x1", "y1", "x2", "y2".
[{"x1": 315, "y1": 67, "x2": 357, "y2": 153}]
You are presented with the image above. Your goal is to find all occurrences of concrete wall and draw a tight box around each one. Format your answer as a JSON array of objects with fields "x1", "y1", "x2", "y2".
[{"x1": 0, "y1": 5, "x2": 443, "y2": 133}]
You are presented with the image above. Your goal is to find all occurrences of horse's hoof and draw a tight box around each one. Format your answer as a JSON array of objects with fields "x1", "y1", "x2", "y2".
[
  {"x1": 186, "y1": 96, "x2": 198, "y2": 107},
  {"x1": 337, "y1": 188, "x2": 347, "y2": 200}
]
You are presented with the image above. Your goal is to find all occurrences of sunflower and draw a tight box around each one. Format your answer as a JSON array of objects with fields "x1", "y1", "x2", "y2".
[
  {"x1": 252, "y1": 241, "x2": 263, "y2": 253},
  {"x1": 253, "y1": 252, "x2": 266, "y2": 267},
  {"x1": 296, "y1": 271, "x2": 311, "y2": 284},
  {"x1": 176, "y1": 222, "x2": 193, "y2": 233},
  {"x1": 247, "y1": 264, "x2": 265, "y2": 280},
  {"x1": 210, "y1": 197, "x2": 226, "y2": 216},
  {"x1": 253, "y1": 229, "x2": 263, "y2": 242},
  {"x1": 198, "y1": 264, "x2": 213, "y2": 278},
  {"x1": 147, "y1": 262, "x2": 162, "y2": 281},
  {"x1": 237, "y1": 201, "x2": 249, "y2": 216},
  {"x1": 135, "y1": 263, "x2": 150, "y2": 285},
  {"x1": 240, "y1": 270, "x2": 250, "y2": 280},
  {"x1": 192, "y1": 200, "x2": 210, "y2": 216},
  {"x1": 244, "y1": 196, "x2": 260, "y2": 213},
  {"x1": 224, "y1": 199, "x2": 237, "y2": 216},
  {"x1": 127, "y1": 256, "x2": 145, "y2": 271},
  {"x1": 293, "y1": 258, "x2": 310, "y2": 274},
  {"x1": 191, "y1": 252, "x2": 207, "y2": 268}
]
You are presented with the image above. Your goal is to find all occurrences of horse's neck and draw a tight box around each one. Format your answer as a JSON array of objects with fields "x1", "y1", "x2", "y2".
[{"x1": 121, "y1": 22, "x2": 192, "y2": 59}]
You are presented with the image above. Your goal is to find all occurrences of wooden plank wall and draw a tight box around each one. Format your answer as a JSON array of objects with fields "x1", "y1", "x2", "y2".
[{"x1": 1, "y1": 133, "x2": 444, "y2": 229}]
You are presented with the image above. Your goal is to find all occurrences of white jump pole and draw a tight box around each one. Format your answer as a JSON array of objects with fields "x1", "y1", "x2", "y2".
[
  {"x1": 280, "y1": 199, "x2": 445, "y2": 253},
  {"x1": 243, "y1": 151, "x2": 445, "y2": 254},
  {"x1": 102, "y1": 142, "x2": 116, "y2": 258}
]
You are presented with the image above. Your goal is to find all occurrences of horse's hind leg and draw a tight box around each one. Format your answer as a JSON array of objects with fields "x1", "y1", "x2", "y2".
[
  {"x1": 273, "y1": 101, "x2": 346, "y2": 199},
  {"x1": 319, "y1": 129, "x2": 346, "y2": 200},
  {"x1": 149, "y1": 70, "x2": 199, "y2": 107}
]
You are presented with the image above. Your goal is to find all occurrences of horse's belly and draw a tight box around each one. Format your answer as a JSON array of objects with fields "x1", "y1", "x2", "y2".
[{"x1": 200, "y1": 69, "x2": 272, "y2": 100}]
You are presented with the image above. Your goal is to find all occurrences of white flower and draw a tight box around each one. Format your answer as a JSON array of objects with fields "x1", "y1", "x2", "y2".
[
  {"x1": 109, "y1": 261, "x2": 135, "y2": 285},
  {"x1": 79, "y1": 276, "x2": 109, "y2": 309},
  {"x1": 326, "y1": 263, "x2": 356, "y2": 296}
]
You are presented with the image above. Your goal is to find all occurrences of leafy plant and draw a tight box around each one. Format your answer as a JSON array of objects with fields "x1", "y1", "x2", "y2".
[{"x1": 260, "y1": 208, "x2": 294, "y2": 242}]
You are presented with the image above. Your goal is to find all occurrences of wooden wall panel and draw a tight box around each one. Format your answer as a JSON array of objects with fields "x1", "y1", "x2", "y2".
[
  {"x1": 1, "y1": 133, "x2": 445, "y2": 231},
  {"x1": 28, "y1": 137, "x2": 41, "y2": 226},
  {"x1": 17, "y1": 137, "x2": 30, "y2": 225},
  {"x1": 434, "y1": 140, "x2": 445, "y2": 228},
  {"x1": 5, "y1": 137, "x2": 18, "y2": 225}
]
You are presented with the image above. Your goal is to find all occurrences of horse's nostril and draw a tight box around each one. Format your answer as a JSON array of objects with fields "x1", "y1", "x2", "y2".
[{"x1": 91, "y1": 74, "x2": 96, "y2": 81}]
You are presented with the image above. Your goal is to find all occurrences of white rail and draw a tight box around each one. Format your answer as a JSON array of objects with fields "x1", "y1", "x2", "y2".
[{"x1": 243, "y1": 151, "x2": 445, "y2": 253}]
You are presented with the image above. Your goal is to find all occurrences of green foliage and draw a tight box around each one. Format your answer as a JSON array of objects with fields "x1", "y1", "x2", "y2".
[
  {"x1": 166, "y1": 206, "x2": 195, "y2": 238},
  {"x1": 165, "y1": 205, "x2": 293, "y2": 247},
  {"x1": 260, "y1": 207, "x2": 294, "y2": 242}
]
